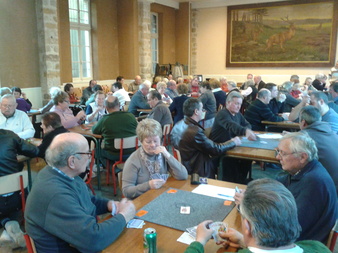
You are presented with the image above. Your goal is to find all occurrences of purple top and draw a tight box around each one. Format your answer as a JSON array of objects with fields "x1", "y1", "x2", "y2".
[{"x1": 16, "y1": 98, "x2": 32, "y2": 113}]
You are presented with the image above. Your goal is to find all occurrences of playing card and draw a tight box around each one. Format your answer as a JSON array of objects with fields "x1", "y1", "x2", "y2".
[
  {"x1": 150, "y1": 173, "x2": 161, "y2": 179},
  {"x1": 127, "y1": 219, "x2": 145, "y2": 228},
  {"x1": 208, "y1": 222, "x2": 228, "y2": 243},
  {"x1": 180, "y1": 206, "x2": 190, "y2": 214},
  {"x1": 186, "y1": 226, "x2": 197, "y2": 238}
]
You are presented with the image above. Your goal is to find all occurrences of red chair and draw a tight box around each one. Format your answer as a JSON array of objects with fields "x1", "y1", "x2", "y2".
[
  {"x1": 85, "y1": 149, "x2": 96, "y2": 195},
  {"x1": 162, "y1": 124, "x2": 172, "y2": 150},
  {"x1": 327, "y1": 219, "x2": 338, "y2": 252},
  {"x1": 106, "y1": 136, "x2": 139, "y2": 195}
]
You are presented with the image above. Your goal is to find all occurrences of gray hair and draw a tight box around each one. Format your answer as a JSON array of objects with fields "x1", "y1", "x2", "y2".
[
  {"x1": 315, "y1": 73, "x2": 325, "y2": 80},
  {"x1": 310, "y1": 91, "x2": 328, "y2": 105},
  {"x1": 281, "y1": 81, "x2": 294, "y2": 92},
  {"x1": 241, "y1": 79, "x2": 254, "y2": 90},
  {"x1": 156, "y1": 81, "x2": 167, "y2": 90},
  {"x1": 227, "y1": 80, "x2": 237, "y2": 89},
  {"x1": 139, "y1": 80, "x2": 151, "y2": 90},
  {"x1": 0, "y1": 87, "x2": 12, "y2": 97},
  {"x1": 136, "y1": 118, "x2": 162, "y2": 142},
  {"x1": 0, "y1": 94, "x2": 16, "y2": 103},
  {"x1": 299, "y1": 106, "x2": 322, "y2": 125},
  {"x1": 257, "y1": 88, "x2": 270, "y2": 99},
  {"x1": 240, "y1": 178, "x2": 301, "y2": 247},
  {"x1": 45, "y1": 138, "x2": 80, "y2": 168},
  {"x1": 281, "y1": 132, "x2": 318, "y2": 161},
  {"x1": 226, "y1": 91, "x2": 243, "y2": 103},
  {"x1": 49, "y1": 87, "x2": 61, "y2": 98}
]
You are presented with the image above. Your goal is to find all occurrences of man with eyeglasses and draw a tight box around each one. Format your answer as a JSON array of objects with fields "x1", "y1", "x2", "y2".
[
  {"x1": 275, "y1": 132, "x2": 337, "y2": 243},
  {"x1": 0, "y1": 94, "x2": 35, "y2": 139},
  {"x1": 25, "y1": 133, "x2": 136, "y2": 252}
]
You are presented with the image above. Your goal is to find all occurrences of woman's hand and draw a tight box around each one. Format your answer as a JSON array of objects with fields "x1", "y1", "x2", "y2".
[
  {"x1": 149, "y1": 179, "x2": 165, "y2": 189},
  {"x1": 217, "y1": 228, "x2": 245, "y2": 249},
  {"x1": 153, "y1": 146, "x2": 170, "y2": 159}
]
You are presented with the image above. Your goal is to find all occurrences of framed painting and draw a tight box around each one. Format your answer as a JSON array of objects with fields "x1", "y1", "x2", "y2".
[{"x1": 226, "y1": 0, "x2": 338, "y2": 67}]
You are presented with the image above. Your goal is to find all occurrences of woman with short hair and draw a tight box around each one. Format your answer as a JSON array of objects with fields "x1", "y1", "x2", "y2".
[{"x1": 122, "y1": 119, "x2": 188, "y2": 199}]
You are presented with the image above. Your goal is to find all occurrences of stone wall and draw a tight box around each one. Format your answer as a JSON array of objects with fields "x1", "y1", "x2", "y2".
[{"x1": 190, "y1": 8, "x2": 198, "y2": 76}]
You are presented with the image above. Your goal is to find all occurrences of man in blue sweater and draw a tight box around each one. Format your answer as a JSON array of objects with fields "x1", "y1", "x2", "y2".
[{"x1": 25, "y1": 133, "x2": 136, "y2": 252}]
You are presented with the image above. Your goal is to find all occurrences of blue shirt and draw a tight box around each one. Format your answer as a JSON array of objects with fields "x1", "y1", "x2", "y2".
[{"x1": 322, "y1": 108, "x2": 338, "y2": 134}]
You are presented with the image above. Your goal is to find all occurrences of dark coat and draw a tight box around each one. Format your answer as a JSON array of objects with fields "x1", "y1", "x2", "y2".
[{"x1": 178, "y1": 117, "x2": 236, "y2": 178}]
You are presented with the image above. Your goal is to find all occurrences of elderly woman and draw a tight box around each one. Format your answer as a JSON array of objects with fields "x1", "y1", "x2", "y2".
[
  {"x1": 50, "y1": 91, "x2": 86, "y2": 129},
  {"x1": 11, "y1": 87, "x2": 32, "y2": 113},
  {"x1": 39, "y1": 86, "x2": 61, "y2": 114},
  {"x1": 122, "y1": 118, "x2": 188, "y2": 199},
  {"x1": 156, "y1": 81, "x2": 172, "y2": 104},
  {"x1": 85, "y1": 90, "x2": 107, "y2": 123}
]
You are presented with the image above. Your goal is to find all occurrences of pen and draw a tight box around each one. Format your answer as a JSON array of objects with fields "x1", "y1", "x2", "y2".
[
  {"x1": 235, "y1": 186, "x2": 240, "y2": 193},
  {"x1": 217, "y1": 193, "x2": 233, "y2": 198}
]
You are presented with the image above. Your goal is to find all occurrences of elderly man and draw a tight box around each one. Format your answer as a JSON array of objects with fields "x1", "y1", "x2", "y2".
[
  {"x1": 289, "y1": 91, "x2": 338, "y2": 133},
  {"x1": 128, "y1": 81, "x2": 151, "y2": 116},
  {"x1": 244, "y1": 89, "x2": 284, "y2": 131},
  {"x1": 128, "y1": 75, "x2": 142, "y2": 94},
  {"x1": 185, "y1": 178, "x2": 330, "y2": 253},
  {"x1": 280, "y1": 81, "x2": 300, "y2": 112},
  {"x1": 0, "y1": 94, "x2": 35, "y2": 139},
  {"x1": 329, "y1": 81, "x2": 338, "y2": 113},
  {"x1": 178, "y1": 98, "x2": 241, "y2": 178},
  {"x1": 165, "y1": 80, "x2": 178, "y2": 100},
  {"x1": 25, "y1": 133, "x2": 136, "y2": 252},
  {"x1": 80, "y1": 79, "x2": 97, "y2": 105},
  {"x1": 0, "y1": 129, "x2": 38, "y2": 248},
  {"x1": 92, "y1": 95, "x2": 137, "y2": 160},
  {"x1": 299, "y1": 106, "x2": 338, "y2": 193},
  {"x1": 276, "y1": 132, "x2": 337, "y2": 242},
  {"x1": 210, "y1": 92, "x2": 256, "y2": 183},
  {"x1": 147, "y1": 90, "x2": 173, "y2": 127},
  {"x1": 253, "y1": 75, "x2": 266, "y2": 90},
  {"x1": 265, "y1": 83, "x2": 286, "y2": 114},
  {"x1": 312, "y1": 73, "x2": 327, "y2": 91}
]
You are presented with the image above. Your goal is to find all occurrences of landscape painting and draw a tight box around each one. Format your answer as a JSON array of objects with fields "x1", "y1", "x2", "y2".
[{"x1": 226, "y1": 0, "x2": 337, "y2": 67}]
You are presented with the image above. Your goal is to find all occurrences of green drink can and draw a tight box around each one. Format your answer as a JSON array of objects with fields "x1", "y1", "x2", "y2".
[{"x1": 143, "y1": 228, "x2": 157, "y2": 253}]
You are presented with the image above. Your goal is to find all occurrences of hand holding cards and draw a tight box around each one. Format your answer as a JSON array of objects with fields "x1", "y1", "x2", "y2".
[{"x1": 208, "y1": 222, "x2": 228, "y2": 243}]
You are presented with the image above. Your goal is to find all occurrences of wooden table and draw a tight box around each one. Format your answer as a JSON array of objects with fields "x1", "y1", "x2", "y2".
[
  {"x1": 28, "y1": 109, "x2": 42, "y2": 123},
  {"x1": 103, "y1": 178, "x2": 243, "y2": 253},
  {"x1": 68, "y1": 124, "x2": 103, "y2": 189},
  {"x1": 226, "y1": 146, "x2": 278, "y2": 164},
  {"x1": 261, "y1": 120, "x2": 300, "y2": 130}
]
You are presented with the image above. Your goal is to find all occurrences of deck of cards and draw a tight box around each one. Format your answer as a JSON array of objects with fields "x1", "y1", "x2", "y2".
[
  {"x1": 208, "y1": 222, "x2": 228, "y2": 243},
  {"x1": 150, "y1": 173, "x2": 169, "y2": 181},
  {"x1": 127, "y1": 219, "x2": 145, "y2": 229}
]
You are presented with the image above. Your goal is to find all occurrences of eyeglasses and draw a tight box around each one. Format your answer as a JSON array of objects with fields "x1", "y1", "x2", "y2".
[
  {"x1": 275, "y1": 149, "x2": 297, "y2": 158},
  {"x1": 72, "y1": 152, "x2": 92, "y2": 158},
  {"x1": 1, "y1": 104, "x2": 15, "y2": 109}
]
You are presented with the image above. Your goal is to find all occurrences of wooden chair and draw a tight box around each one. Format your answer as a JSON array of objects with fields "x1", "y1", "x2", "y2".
[
  {"x1": 106, "y1": 136, "x2": 139, "y2": 195},
  {"x1": 327, "y1": 219, "x2": 338, "y2": 252},
  {"x1": 162, "y1": 124, "x2": 172, "y2": 150},
  {"x1": 85, "y1": 149, "x2": 96, "y2": 195},
  {"x1": 172, "y1": 148, "x2": 182, "y2": 163}
]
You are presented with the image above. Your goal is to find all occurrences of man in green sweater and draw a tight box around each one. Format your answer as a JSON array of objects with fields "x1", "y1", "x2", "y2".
[
  {"x1": 184, "y1": 178, "x2": 330, "y2": 253},
  {"x1": 25, "y1": 133, "x2": 136, "y2": 252}
]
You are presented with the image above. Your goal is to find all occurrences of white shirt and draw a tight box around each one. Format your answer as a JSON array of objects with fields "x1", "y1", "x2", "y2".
[
  {"x1": 248, "y1": 245, "x2": 303, "y2": 253},
  {"x1": 113, "y1": 89, "x2": 130, "y2": 107},
  {"x1": 0, "y1": 109, "x2": 35, "y2": 139}
]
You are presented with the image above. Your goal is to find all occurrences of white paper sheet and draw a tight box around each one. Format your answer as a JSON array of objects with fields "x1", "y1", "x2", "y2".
[
  {"x1": 256, "y1": 133, "x2": 283, "y2": 139},
  {"x1": 177, "y1": 232, "x2": 195, "y2": 245},
  {"x1": 192, "y1": 184, "x2": 235, "y2": 201}
]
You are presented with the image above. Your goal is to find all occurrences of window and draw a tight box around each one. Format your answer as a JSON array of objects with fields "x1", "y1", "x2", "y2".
[
  {"x1": 151, "y1": 13, "x2": 158, "y2": 75},
  {"x1": 69, "y1": 0, "x2": 92, "y2": 80}
]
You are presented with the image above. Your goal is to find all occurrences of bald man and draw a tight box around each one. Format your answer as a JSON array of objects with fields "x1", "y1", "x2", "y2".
[
  {"x1": 25, "y1": 133, "x2": 136, "y2": 252},
  {"x1": 128, "y1": 75, "x2": 142, "y2": 94},
  {"x1": 92, "y1": 95, "x2": 138, "y2": 160}
]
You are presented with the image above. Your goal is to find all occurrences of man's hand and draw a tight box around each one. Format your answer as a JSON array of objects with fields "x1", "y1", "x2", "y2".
[
  {"x1": 217, "y1": 228, "x2": 245, "y2": 249},
  {"x1": 245, "y1": 129, "x2": 257, "y2": 141},
  {"x1": 195, "y1": 220, "x2": 214, "y2": 246},
  {"x1": 231, "y1": 137, "x2": 241, "y2": 146},
  {"x1": 234, "y1": 189, "x2": 245, "y2": 206},
  {"x1": 117, "y1": 198, "x2": 136, "y2": 223},
  {"x1": 149, "y1": 179, "x2": 165, "y2": 189}
]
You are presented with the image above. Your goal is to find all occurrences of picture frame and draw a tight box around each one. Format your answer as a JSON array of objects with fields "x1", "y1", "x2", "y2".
[{"x1": 226, "y1": 0, "x2": 338, "y2": 67}]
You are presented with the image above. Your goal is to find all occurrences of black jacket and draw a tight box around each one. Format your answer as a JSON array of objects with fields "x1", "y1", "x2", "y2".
[
  {"x1": 179, "y1": 117, "x2": 236, "y2": 178},
  {"x1": 0, "y1": 129, "x2": 39, "y2": 176},
  {"x1": 38, "y1": 126, "x2": 69, "y2": 158}
]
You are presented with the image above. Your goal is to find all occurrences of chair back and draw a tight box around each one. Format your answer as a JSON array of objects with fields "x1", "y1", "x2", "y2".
[
  {"x1": 327, "y1": 219, "x2": 338, "y2": 252},
  {"x1": 114, "y1": 136, "x2": 139, "y2": 161},
  {"x1": 173, "y1": 148, "x2": 182, "y2": 163},
  {"x1": 162, "y1": 124, "x2": 172, "y2": 148},
  {"x1": 24, "y1": 234, "x2": 37, "y2": 253},
  {"x1": 0, "y1": 171, "x2": 28, "y2": 195}
]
